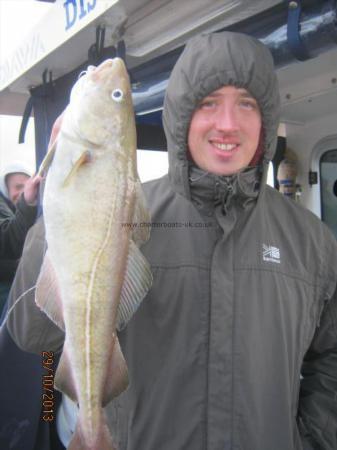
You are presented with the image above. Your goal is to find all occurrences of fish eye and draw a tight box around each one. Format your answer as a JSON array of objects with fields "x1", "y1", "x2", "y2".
[{"x1": 111, "y1": 89, "x2": 124, "y2": 102}]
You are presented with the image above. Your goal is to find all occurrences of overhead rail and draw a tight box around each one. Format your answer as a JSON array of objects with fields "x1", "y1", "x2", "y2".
[{"x1": 131, "y1": 0, "x2": 337, "y2": 120}]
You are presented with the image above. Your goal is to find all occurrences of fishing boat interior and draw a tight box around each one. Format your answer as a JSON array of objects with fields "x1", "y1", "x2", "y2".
[{"x1": 0, "y1": 1, "x2": 336, "y2": 448}]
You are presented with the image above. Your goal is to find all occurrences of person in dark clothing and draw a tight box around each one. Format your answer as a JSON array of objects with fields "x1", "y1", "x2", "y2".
[
  {"x1": 3, "y1": 31, "x2": 337, "y2": 450},
  {"x1": 0, "y1": 162, "x2": 41, "y2": 315}
]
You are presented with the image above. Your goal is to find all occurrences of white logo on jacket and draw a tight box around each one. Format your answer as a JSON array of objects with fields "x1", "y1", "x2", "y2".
[{"x1": 262, "y1": 244, "x2": 280, "y2": 264}]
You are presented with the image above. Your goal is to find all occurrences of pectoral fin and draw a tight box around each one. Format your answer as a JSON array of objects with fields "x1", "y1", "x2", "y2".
[
  {"x1": 116, "y1": 240, "x2": 152, "y2": 331},
  {"x1": 35, "y1": 251, "x2": 65, "y2": 331},
  {"x1": 37, "y1": 138, "x2": 58, "y2": 176},
  {"x1": 63, "y1": 150, "x2": 91, "y2": 187}
]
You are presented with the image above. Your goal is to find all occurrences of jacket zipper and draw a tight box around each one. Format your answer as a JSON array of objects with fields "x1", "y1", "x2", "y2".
[{"x1": 222, "y1": 182, "x2": 234, "y2": 214}]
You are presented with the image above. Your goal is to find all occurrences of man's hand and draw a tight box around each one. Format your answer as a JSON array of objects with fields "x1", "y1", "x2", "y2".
[{"x1": 23, "y1": 175, "x2": 42, "y2": 206}]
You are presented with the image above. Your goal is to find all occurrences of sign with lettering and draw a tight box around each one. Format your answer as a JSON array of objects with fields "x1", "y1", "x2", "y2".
[
  {"x1": 64, "y1": 0, "x2": 97, "y2": 31},
  {"x1": 0, "y1": 0, "x2": 118, "y2": 91}
]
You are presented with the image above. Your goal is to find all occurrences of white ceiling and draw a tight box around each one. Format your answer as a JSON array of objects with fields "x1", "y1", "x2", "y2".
[{"x1": 278, "y1": 47, "x2": 337, "y2": 124}]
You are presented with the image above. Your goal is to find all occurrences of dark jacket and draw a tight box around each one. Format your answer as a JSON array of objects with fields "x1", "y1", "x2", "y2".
[
  {"x1": 0, "y1": 219, "x2": 60, "y2": 450},
  {"x1": 0, "y1": 192, "x2": 37, "y2": 282},
  {"x1": 5, "y1": 32, "x2": 337, "y2": 450}
]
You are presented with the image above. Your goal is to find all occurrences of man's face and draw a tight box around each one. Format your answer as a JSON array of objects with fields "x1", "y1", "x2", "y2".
[
  {"x1": 187, "y1": 86, "x2": 262, "y2": 175},
  {"x1": 6, "y1": 173, "x2": 29, "y2": 205}
]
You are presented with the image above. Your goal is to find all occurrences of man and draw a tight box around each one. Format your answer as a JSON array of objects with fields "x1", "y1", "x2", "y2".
[
  {"x1": 5, "y1": 170, "x2": 29, "y2": 205},
  {"x1": 0, "y1": 162, "x2": 41, "y2": 257},
  {"x1": 4, "y1": 32, "x2": 337, "y2": 450},
  {"x1": 0, "y1": 162, "x2": 41, "y2": 315}
]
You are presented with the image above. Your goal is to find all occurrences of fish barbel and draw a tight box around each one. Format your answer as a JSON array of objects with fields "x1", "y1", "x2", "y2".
[{"x1": 36, "y1": 58, "x2": 152, "y2": 449}]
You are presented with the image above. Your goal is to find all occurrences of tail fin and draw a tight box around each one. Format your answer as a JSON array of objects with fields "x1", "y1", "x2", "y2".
[{"x1": 68, "y1": 411, "x2": 116, "y2": 450}]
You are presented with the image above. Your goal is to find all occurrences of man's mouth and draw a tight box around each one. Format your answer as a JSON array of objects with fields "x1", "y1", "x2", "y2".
[{"x1": 212, "y1": 142, "x2": 239, "y2": 152}]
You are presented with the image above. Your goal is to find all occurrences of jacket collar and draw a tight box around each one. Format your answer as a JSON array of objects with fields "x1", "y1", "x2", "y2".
[{"x1": 188, "y1": 164, "x2": 264, "y2": 215}]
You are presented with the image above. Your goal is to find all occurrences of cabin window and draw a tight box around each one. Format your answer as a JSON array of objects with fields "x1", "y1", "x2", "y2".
[{"x1": 320, "y1": 150, "x2": 337, "y2": 240}]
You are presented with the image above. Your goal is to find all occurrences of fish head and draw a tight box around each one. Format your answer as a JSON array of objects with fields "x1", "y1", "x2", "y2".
[{"x1": 66, "y1": 58, "x2": 136, "y2": 149}]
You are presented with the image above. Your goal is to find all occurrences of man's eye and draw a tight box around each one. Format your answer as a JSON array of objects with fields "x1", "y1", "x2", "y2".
[
  {"x1": 199, "y1": 100, "x2": 216, "y2": 109},
  {"x1": 239, "y1": 100, "x2": 258, "y2": 110}
]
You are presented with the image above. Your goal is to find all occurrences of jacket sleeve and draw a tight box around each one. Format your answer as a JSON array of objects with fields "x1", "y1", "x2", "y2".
[
  {"x1": 5, "y1": 216, "x2": 65, "y2": 354},
  {"x1": 298, "y1": 283, "x2": 337, "y2": 450},
  {"x1": 0, "y1": 194, "x2": 37, "y2": 259}
]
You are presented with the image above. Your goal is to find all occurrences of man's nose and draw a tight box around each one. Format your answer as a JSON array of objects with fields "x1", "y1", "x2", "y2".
[
  {"x1": 214, "y1": 105, "x2": 240, "y2": 132},
  {"x1": 14, "y1": 189, "x2": 22, "y2": 203}
]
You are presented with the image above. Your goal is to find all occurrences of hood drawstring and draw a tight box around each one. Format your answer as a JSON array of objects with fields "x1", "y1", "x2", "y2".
[
  {"x1": 189, "y1": 170, "x2": 210, "y2": 184},
  {"x1": 214, "y1": 178, "x2": 234, "y2": 214}
]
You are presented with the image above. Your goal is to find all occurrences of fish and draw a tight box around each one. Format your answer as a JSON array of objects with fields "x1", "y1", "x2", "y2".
[{"x1": 35, "y1": 58, "x2": 152, "y2": 450}]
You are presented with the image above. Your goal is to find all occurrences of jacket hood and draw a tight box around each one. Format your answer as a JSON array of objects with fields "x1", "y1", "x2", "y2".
[
  {"x1": 162, "y1": 31, "x2": 280, "y2": 197},
  {"x1": 0, "y1": 161, "x2": 33, "y2": 199}
]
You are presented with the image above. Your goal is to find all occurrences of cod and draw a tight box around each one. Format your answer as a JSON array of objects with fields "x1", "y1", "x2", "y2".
[{"x1": 36, "y1": 58, "x2": 152, "y2": 449}]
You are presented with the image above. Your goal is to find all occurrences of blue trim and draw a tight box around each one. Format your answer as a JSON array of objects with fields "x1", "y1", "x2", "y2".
[{"x1": 136, "y1": 110, "x2": 163, "y2": 126}]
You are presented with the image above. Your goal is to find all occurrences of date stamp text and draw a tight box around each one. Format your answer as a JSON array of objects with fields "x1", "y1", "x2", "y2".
[{"x1": 41, "y1": 351, "x2": 55, "y2": 422}]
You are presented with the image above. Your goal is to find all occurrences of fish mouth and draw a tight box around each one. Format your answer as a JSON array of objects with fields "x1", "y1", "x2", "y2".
[
  {"x1": 92, "y1": 57, "x2": 129, "y2": 87},
  {"x1": 96, "y1": 58, "x2": 126, "y2": 73}
]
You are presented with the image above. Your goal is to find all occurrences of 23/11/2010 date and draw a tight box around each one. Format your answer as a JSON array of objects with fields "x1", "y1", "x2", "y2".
[{"x1": 42, "y1": 351, "x2": 55, "y2": 422}]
